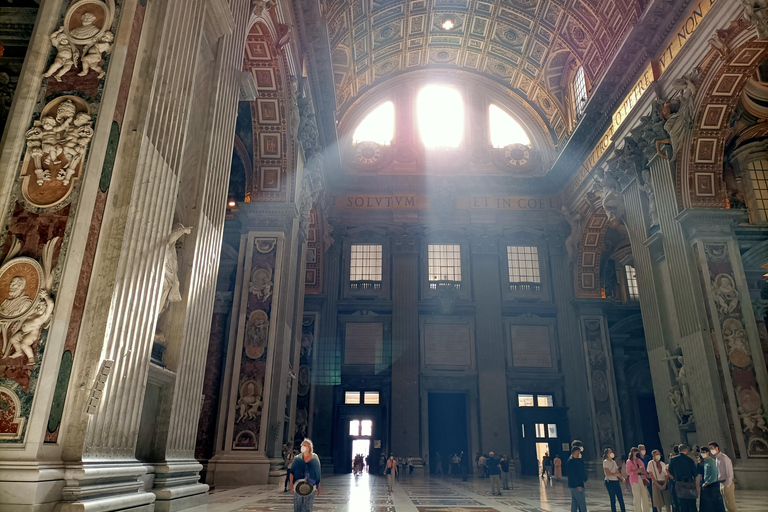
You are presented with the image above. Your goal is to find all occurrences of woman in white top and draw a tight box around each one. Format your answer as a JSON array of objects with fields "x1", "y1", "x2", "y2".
[
  {"x1": 603, "y1": 448, "x2": 627, "y2": 512},
  {"x1": 646, "y1": 449, "x2": 671, "y2": 512}
]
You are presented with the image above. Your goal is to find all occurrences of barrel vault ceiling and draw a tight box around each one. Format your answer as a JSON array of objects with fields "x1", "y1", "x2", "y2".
[{"x1": 322, "y1": 0, "x2": 648, "y2": 141}]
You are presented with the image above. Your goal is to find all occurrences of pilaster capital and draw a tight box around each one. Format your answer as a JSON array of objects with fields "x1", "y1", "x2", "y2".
[
  {"x1": 387, "y1": 226, "x2": 422, "y2": 253},
  {"x1": 675, "y1": 208, "x2": 746, "y2": 239},
  {"x1": 235, "y1": 203, "x2": 298, "y2": 234},
  {"x1": 469, "y1": 232, "x2": 499, "y2": 255}
]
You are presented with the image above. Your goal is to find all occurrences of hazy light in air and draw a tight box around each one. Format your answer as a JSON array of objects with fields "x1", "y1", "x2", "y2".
[
  {"x1": 353, "y1": 101, "x2": 394, "y2": 145},
  {"x1": 489, "y1": 104, "x2": 531, "y2": 148},
  {"x1": 417, "y1": 85, "x2": 463, "y2": 148}
]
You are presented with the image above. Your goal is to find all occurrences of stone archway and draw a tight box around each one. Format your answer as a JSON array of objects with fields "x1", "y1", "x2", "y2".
[{"x1": 575, "y1": 207, "x2": 609, "y2": 298}]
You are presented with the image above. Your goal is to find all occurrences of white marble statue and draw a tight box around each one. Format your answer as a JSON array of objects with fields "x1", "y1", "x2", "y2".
[
  {"x1": 78, "y1": 31, "x2": 114, "y2": 78},
  {"x1": 594, "y1": 166, "x2": 624, "y2": 222},
  {"x1": 663, "y1": 350, "x2": 692, "y2": 413},
  {"x1": 236, "y1": 380, "x2": 263, "y2": 423},
  {"x1": 639, "y1": 169, "x2": 659, "y2": 227},
  {"x1": 7, "y1": 290, "x2": 54, "y2": 365},
  {"x1": 42, "y1": 27, "x2": 77, "y2": 82},
  {"x1": 667, "y1": 388, "x2": 686, "y2": 425},
  {"x1": 249, "y1": 265, "x2": 273, "y2": 300},
  {"x1": 59, "y1": 112, "x2": 93, "y2": 185},
  {"x1": 562, "y1": 204, "x2": 585, "y2": 260},
  {"x1": 159, "y1": 225, "x2": 192, "y2": 315},
  {"x1": 662, "y1": 69, "x2": 699, "y2": 158},
  {"x1": 743, "y1": 0, "x2": 768, "y2": 39},
  {"x1": 252, "y1": 0, "x2": 273, "y2": 16}
]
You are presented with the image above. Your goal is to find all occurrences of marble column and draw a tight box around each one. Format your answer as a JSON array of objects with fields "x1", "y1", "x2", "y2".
[
  {"x1": 390, "y1": 229, "x2": 421, "y2": 460},
  {"x1": 622, "y1": 178, "x2": 682, "y2": 451},
  {"x1": 470, "y1": 235, "x2": 512, "y2": 459},
  {"x1": 310, "y1": 232, "x2": 343, "y2": 467},
  {"x1": 648, "y1": 154, "x2": 728, "y2": 449},
  {"x1": 678, "y1": 209, "x2": 768, "y2": 488},
  {"x1": 547, "y1": 230, "x2": 595, "y2": 458}
]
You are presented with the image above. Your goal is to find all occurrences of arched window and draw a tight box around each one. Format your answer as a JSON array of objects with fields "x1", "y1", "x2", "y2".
[
  {"x1": 353, "y1": 101, "x2": 395, "y2": 145},
  {"x1": 573, "y1": 66, "x2": 588, "y2": 118},
  {"x1": 489, "y1": 104, "x2": 531, "y2": 148},
  {"x1": 417, "y1": 85, "x2": 463, "y2": 148}
]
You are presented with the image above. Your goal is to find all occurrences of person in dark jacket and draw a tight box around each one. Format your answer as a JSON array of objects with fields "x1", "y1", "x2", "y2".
[
  {"x1": 459, "y1": 451, "x2": 469, "y2": 481},
  {"x1": 568, "y1": 445, "x2": 589, "y2": 512},
  {"x1": 668, "y1": 444, "x2": 697, "y2": 512}
]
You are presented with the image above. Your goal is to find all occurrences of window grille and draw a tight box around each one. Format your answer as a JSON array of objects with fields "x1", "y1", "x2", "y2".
[
  {"x1": 748, "y1": 159, "x2": 768, "y2": 223},
  {"x1": 507, "y1": 246, "x2": 541, "y2": 287},
  {"x1": 350, "y1": 244, "x2": 382, "y2": 287},
  {"x1": 428, "y1": 244, "x2": 462, "y2": 284},
  {"x1": 573, "y1": 66, "x2": 588, "y2": 118},
  {"x1": 625, "y1": 265, "x2": 640, "y2": 301}
]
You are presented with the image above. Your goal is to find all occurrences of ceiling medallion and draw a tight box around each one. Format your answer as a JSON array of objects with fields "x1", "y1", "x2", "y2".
[{"x1": 503, "y1": 143, "x2": 531, "y2": 167}]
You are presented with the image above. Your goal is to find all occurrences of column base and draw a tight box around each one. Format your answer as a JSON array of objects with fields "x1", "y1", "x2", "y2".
[
  {"x1": 206, "y1": 454, "x2": 272, "y2": 487},
  {"x1": 151, "y1": 461, "x2": 208, "y2": 512},
  {"x1": 55, "y1": 461, "x2": 156, "y2": 512},
  {"x1": 0, "y1": 461, "x2": 66, "y2": 512},
  {"x1": 734, "y1": 459, "x2": 768, "y2": 490}
]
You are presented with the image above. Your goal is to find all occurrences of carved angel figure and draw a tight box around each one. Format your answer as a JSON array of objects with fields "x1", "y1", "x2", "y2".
[
  {"x1": 59, "y1": 112, "x2": 94, "y2": 184},
  {"x1": 249, "y1": 265, "x2": 273, "y2": 300},
  {"x1": 0, "y1": 237, "x2": 59, "y2": 366},
  {"x1": 42, "y1": 27, "x2": 76, "y2": 82},
  {"x1": 78, "y1": 31, "x2": 114, "y2": 78},
  {"x1": 562, "y1": 204, "x2": 585, "y2": 261},
  {"x1": 159, "y1": 225, "x2": 192, "y2": 315},
  {"x1": 713, "y1": 274, "x2": 740, "y2": 316},
  {"x1": 252, "y1": 0, "x2": 273, "y2": 16},
  {"x1": 743, "y1": 0, "x2": 768, "y2": 40},
  {"x1": 662, "y1": 69, "x2": 699, "y2": 158},
  {"x1": 594, "y1": 166, "x2": 624, "y2": 222},
  {"x1": 662, "y1": 350, "x2": 692, "y2": 413},
  {"x1": 667, "y1": 388, "x2": 686, "y2": 425},
  {"x1": 236, "y1": 381, "x2": 263, "y2": 423}
]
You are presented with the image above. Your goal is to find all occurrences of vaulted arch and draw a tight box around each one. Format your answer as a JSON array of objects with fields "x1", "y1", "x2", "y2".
[{"x1": 575, "y1": 207, "x2": 609, "y2": 298}]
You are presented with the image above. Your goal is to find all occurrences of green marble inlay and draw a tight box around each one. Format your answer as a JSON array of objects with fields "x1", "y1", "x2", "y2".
[
  {"x1": 99, "y1": 121, "x2": 120, "y2": 193},
  {"x1": 47, "y1": 350, "x2": 73, "y2": 434}
]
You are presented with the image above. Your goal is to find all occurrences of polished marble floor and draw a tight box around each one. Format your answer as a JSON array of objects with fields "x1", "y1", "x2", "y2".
[{"x1": 189, "y1": 473, "x2": 768, "y2": 512}]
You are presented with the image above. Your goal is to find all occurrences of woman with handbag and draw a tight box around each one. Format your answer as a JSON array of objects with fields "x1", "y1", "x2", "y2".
[
  {"x1": 386, "y1": 454, "x2": 398, "y2": 492},
  {"x1": 627, "y1": 447, "x2": 652, "y2": 512},
  {"x1": 648, "y1": 450, "x2": 672, "y2": 512}
]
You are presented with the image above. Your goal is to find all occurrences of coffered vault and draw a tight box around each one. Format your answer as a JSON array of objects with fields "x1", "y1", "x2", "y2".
[{"x1": 321, "y1": 0, "x2": 647, "y2": 141}]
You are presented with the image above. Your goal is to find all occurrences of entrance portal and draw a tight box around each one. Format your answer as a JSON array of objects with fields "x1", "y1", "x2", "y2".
[
  {"x1": 352, "y1": 439, "x2": 370, "y2": 474},
  {"x1": 428, "y1": 392, "x2": 468, "y2": 475}
]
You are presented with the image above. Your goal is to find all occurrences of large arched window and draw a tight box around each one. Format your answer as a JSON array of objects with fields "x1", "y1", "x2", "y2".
[
  {"x1": 573, "y1": 66, "x2": 588, "y2": 118},
  {"x1": 353, "y1": 101, "x2": 395, "y2": 145},
  {"x1": 489, "y1": 104, "x2": 531, "y2": 148},
  {"x1": 417, "y1": 85, "x2": 463, "y2": 148}
]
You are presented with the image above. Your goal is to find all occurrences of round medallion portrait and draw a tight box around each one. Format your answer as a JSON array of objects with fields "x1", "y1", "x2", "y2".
[{"x1": 0, "y1": 257, "x2": 43, "y2": 321}]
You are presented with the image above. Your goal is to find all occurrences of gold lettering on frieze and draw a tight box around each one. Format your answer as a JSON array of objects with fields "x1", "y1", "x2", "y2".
[
  {"x1": 655, "y1": 0, "x2": 719, "y2": 76},
  {"x1": 456, "y1": 196, "x2": 561, "y2": 210},
  {"x1": 334, "y1": 194, "x2": 427, "y2": 209},
  {"x1": 612, "y1": 63, "x2": 656, "y2": 131}
]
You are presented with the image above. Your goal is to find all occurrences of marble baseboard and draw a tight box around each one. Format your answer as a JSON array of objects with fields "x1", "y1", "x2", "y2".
[
  {"x1": 153, "y1": 487, "x2": 208, "y2": 512},
  {"x1": 206, "y1": 457, "x2": 271, "y2": 487}
]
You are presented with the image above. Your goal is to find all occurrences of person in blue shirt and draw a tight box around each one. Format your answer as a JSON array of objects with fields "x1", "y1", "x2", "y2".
[
  {"x1": 699, "y1": 447, "x2": 725, "y2": 512},
  {"x1": 289, "y1": 438, "x2": 321, "y2": 512}
]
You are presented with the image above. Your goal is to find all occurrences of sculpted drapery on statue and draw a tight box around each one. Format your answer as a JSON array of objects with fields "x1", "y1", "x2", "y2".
[
  {"x1": 159, "y1": 225, "x2": 193, "y2": 315},
  {"x1": 660, "y1": 69, "x2": 699, "y2": 159},
  {"x1": 742, "y1": 0, "x2": 768, "y2": 39}
]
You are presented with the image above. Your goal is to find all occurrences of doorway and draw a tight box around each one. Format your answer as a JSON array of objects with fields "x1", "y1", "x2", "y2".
[
  {"x1": 428, "y1": 392, "x2": 468, "y2": 475},
  {"x1": 352, "y1": 439, "x2": 370, "y2": 473},
  {"x1": 516, "y1": 403, "x2": 570, "y2": 476}
]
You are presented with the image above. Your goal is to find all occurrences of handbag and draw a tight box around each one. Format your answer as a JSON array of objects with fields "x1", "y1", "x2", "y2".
[
  {"x1": 385, "y1": 466, "x2": 391, "y2": 475},
  {"x1": 676, "y1": 481, "x2": 698, "y2": 500}
]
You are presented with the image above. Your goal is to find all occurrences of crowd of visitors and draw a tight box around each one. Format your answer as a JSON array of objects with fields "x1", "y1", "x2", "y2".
[{"x1": 284, "y1": 437, "x2": 741, "y2": 512}]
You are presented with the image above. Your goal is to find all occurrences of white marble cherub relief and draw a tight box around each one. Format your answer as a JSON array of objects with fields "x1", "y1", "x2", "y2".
[
  {"x1": 236, "y1": 380, "x2": 263, "y2": 423},
  {"x1": 736, "y1": 386, "x2": 768, "y2": 433},
  {"x1": 0, "y1": 237, "x2": 59, "y2": 366},
  {"x1": 25, "y1": 99, "x2": 93, "y2": 187},
  {"x1": 713, "y1": 273, "x2": 740, "y2": 316},
  {"x1": 79, "y1": 31, "x2": 114, "y2": 78},
  {"x1": 249, "y1": 264, "x2": 273, "y2": 300},
  {"x1": 42, "y1": 28, "x2": 77, "y2": 82}
]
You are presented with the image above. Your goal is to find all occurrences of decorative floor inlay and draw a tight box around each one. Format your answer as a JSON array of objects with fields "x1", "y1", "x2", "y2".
[{"x1": 185, "y1": 473, "x2": 768, "y2": 512}]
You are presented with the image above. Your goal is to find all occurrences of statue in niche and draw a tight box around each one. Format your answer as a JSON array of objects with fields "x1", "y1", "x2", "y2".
[
  {"x1": 743, "y1": 0, "x2": 768, "y2": 39},
  {"x1": 639, "y1": 169, "x2": 660, "y2": 227},
  {"x1": 78, "y1": 31, "x2": 114, "y2": 78},
  {"x1": 251, "y1": 0, "x2": 273, "y2": 16},
  {"x1": 660, "y1": 69, "x2": 699, "y2": 159},
  {"x1": 42, "y1": 27, "x2": 77, "y2": 82},
  {"x1": 158, "y1": 225, "x2": 192, "y2": 315},
  {"x1": 249, "y1": 264, "x2": 273, "y2": 300},
  {"x1": 663, "y1": 350, "x2": 692, "y2": 414},
  {"x1": 0, "y1": 237, "x2": 59, "y2": 366},
  {"x1": 712, "y1": 273, "x2": 739, "y2": 316},
  {"x1": 562, "y1": 204, "x2": 585, "y2": 261}
]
